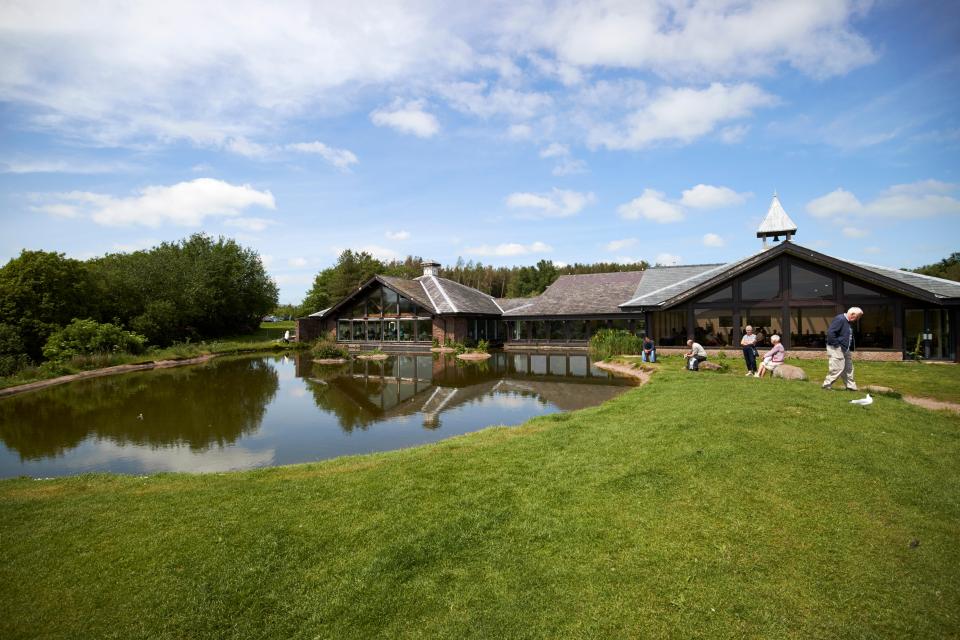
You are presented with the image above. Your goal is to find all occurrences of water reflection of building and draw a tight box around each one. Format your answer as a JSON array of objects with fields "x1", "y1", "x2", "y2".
[{"x1": 298, "y1": 352, "x2": 629, "y2": 431}]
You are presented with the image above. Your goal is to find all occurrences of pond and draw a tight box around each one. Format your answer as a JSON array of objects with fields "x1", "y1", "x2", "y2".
[{"x1": 0, "y1": 352, "x2": 632, "y2": 478}]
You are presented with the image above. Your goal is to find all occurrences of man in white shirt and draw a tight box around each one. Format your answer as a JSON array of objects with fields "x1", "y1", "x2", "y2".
[{"x1": 685, "y1": 339, "x2": 707, "y2": 370}]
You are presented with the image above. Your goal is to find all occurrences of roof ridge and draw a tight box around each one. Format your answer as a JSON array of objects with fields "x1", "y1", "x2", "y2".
[
  {"x1": 431, "y1": 275, "x2": 458, "y2": 312},
  {"x1": 418, "y1": 279, "x2": 439, "y2": 313}
]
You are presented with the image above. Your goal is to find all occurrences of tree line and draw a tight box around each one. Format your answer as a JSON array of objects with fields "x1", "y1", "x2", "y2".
[
  {"x1": 298, "y1": 250, "x2": 651, "y2": 315},
  {"x1": 912, "y1": 252, "x2": 960, "y2": 282},
  {"x1": 0, "y1": 234, "x2": 277, "y2": 372}
]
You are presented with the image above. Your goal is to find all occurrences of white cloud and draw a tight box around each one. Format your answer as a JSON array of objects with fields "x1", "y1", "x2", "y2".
[
  {"x1": 385, "y1": 230, "x2": 410, "y2": 241},
  {"x1": 806, "y1": 188, "x2": 863, "y2": 218},
  {"x1": 590, "y1": 83, "x2": 777, "y2": 150},
  {"x1": 35, "y1": 178, "x2": 275, "y2": 227},
  {"x1": 655, "y1": 253, "x2": 682, "y2": 266},
  {"x1": 510, "y1": 0, "x2": 875, "y2": 79},
  {"x1": 288, "y1": 257, "x2": 308, "y2": 268},
  {"x1": 1, "y1": 159, "x2": 132, "y2": 174},
  {"x1": 286, "y1": 141, "x2": 359, "y2": 169},
  {"x1": 605, "y1": 238, "x2": 637, "y2": 252},
  {"x1": 617, "y1": 189, "x2": 685, "y2": 223},
  {"x1": 702, "y1": 233, "x2": 725, "y2": 247},
  {"x1": 225, "y1": 136, "x2": 272, "y2": 158},
  {"x1": 438, "y1": 82, "x2": 552, "y2": 120},
  {"x1": 719, "y1": 124, "x2": 750, "y2": 143},
  {"x1": 539, "y1": 143, "x2": 569, "y2": 159},
  {"x1": 807, "y1": 181, "x2": 960, "y2": 219},
  {"x1": 507, "y1": 124, "x2": 533, "y2": 140},
  {"x1": 464, "y1": 241, "x2": 553, "y2": 257},
  {"x1": 681, "y1": 184, "x2": 750, "y2": 209},
  {"x1": 505, "y1": 188, "x2": 594, "y2": 218},
  {"x1": 224, "y1": 217, "x2": 277, "y2": 232},
  {"x1": 537, "y1": 142, "x2": 587, "y2": 176},
  {"x1": 370, "y1": 100, "x2": 440, "y2": 138},
  {"x1": 0, "y1": 1, "x2": 876, "y2": 152},
  {"x1": 841, "y1": 227, "x2": 868, "y2": 238}
]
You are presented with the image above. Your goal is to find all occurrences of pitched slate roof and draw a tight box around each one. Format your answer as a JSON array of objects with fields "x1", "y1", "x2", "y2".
[
  {"x1": 413, "y1": 275, "x2": 503, "y2": 314},
  {"x1": 619, "y1": 263, "x2": 726, "y2": 308},
  {"x1": 495, "y1": 297, "x2": 536, "y2": 312},
  {"x1": 848, "y1": 261, "x2": 960, "y2": 300},
  {"x1": 503, "y1": 271, "x2": 645, "y2": 316}
]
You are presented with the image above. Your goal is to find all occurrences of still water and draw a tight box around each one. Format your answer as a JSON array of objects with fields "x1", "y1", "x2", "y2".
[{"x1": 0, "y1": 352, "x2": 631, "y2": 478}]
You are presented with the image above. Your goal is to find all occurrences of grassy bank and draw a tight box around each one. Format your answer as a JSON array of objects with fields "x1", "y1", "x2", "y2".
[
  {"x1": 2, "y1": 365, "x2": 959, "y2": 638},
  {"x1": 649, "y1": 352, "x2": 960, "y2": 403},
  {"x1": 0, "y1": 322, "x2": 305, "y2": 391}
]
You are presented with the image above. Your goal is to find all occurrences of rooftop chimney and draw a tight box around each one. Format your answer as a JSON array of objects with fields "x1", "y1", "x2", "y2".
[{"x1": 421, "y1": 260, "x2": 441, "y2": 277}]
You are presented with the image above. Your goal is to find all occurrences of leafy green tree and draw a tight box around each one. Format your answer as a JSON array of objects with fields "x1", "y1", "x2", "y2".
[
  {"x1": 913, "y1": 252, "x2": 960, "y2": 282},
  {"x1": 301, "y1": 250, "x2": 384, "y2": 314},
  {"x1": 0, "y1": 250, "x2": 96, "y2": 359},
  {"x1": 42, "y1": 319, "x2": 147, "y2": 360}
]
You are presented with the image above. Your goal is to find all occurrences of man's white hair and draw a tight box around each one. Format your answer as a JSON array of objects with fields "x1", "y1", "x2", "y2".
[
  {"x1": 847, "y1": 306, "x2": 864, "y2": 316},
  {"x1": 770, "y1": 334, "x2": 781, "y2": 343}
]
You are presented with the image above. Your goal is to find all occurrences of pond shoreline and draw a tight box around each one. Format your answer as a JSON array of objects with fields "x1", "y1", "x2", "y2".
[{"x1": 0, "y1": 355, "x2": 222, "y2": 398}]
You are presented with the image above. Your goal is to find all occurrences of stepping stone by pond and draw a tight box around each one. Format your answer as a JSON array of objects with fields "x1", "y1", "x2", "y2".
[{"x1": 863, "y1": 384, "x2": 896, "y2": 395}]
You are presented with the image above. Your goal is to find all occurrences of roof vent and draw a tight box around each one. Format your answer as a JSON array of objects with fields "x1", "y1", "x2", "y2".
[
  {"x1": 421, "y1": 260, "x2": 441, "y2": 277},
  {"x1": 757, "y1": 192, "x2": 798, "y2": 248}
]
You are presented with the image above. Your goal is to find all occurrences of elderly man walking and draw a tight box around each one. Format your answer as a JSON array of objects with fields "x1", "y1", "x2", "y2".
[{"x1": 822, "y1": 307, "x2": 864, "y2": 391}]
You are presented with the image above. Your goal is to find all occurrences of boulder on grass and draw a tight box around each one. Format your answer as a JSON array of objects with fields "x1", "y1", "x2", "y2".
[
  {"x1": 698, "y1": 361, "x2": 724, "y2": 371},
  {"x1": 772, "y1": 364, "x2": 808, "y2": 381},
  {"x1": 863, "y1": 384, "x2": 896, "y2": 395}
]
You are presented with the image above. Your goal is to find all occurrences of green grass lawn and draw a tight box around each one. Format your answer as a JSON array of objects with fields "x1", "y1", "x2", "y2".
[
  {"x1": 645, "y1": 352, "x2": 960, "y2": 404},
  {"x1": 2, "y1": 364, "x2": 959, "y2": 639}
]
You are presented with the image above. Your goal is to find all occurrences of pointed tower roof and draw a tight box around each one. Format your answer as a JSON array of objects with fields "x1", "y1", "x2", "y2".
[{"x1": 756, "y1": 192, "x2": 798, "y2": 239}]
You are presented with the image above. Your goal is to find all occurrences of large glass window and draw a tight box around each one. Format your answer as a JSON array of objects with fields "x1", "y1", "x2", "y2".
[
  {"x1": 791, "y1": 264, "x2": 834, "y2": 300},
  {"x1": 569, "y1": 319, "x2": 589, "y2": 340},
  {"x1": 352, "y1": 320, "x2": 365, "y2": 340},
  {"x1": 383, "y1": 320, "x2": 398, "y2": 341},
  {"x1": 843, "y1": 279, "x2": 884, "y2": 298},
  {"x1": 610, "y1": 319, "x2": 629, "y2": 332},
  {"x1": 417, "y1": 319, "x2": 432, "y2": 342},
  {"x1": 790, "y1": 307, "x2": 834, "y2": 349},
  {"x1": 382, "y1": 288, "x2": 399, "y2": 316},
  {"x1": 530, "y1": 321, "x2": 547, "y2": 340},
  {"x1": 741, "y1": 264, "x2": 781, "y2": 301},
  {"x1": 366, "y1": 320, "x2": 382, "y2": 341},
  {"x1": 366, "y1": 289, "x2": 383, "y2": 316},
  {"x1": 399, "y1": 319, "x2": 415, "y2": 341},
  {"x1": 697, "y1": 285, "x2": 733, "y2": 303},
  {"x1": 549, "y1": 320, "x2": 565, "y2": 341},
  {"x1": 694, "y1": 309, "x2": 733, "y2": 346},
  {"x1": 853, "y1": 305, "x2": 894, "y2": 349},
  {"x1": 351, "y1": 301, "x2": 365, "y2": 318},
  {"x1": 654, "y1": 310, "x2": 687, "y2": 346},
  {"x1": 337, "y1": 320, "x2": 352, "y2": 341},
  {"x1": 477, "y1": 319, "x2": 488, "y2": 341},
  {"x1": 398, "y1": 295, "x2": 416, "y2": 316},
  {"x1": 742, "y1": 308, "x2": 783, "y2": 347}
]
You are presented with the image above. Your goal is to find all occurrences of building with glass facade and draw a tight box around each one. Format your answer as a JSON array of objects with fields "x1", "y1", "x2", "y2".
[{"x1": 297, "y1": 199, "x2": 959, "y2": 361}]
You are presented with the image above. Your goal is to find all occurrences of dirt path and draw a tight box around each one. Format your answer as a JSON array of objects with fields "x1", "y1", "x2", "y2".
[
  {"x1": 593, "y1": 361, "x2": 652, "y2": 385},
  {"x1": 0, "y1": 354, "x2": 218, "y2": 398},
  {"x1": 902, "y1": 395, "x2": 960, "y2": 414}
]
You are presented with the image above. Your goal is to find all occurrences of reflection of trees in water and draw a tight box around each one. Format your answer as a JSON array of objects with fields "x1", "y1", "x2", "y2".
[{"x1": 0, "y1": 357, "x2": 279, "y2": 460}]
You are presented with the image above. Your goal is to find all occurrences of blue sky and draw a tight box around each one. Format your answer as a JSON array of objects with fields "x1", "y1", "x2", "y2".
[{"x1": 1, "y1": 0, "x2": 958, "y2": 304}]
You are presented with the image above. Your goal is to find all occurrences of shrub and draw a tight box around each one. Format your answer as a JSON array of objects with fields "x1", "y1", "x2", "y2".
[
  {"x1": 475, "y1": 339, "x2": 490, "y2": 353},
  {"x1": 42, "y1": 318, "x2": 147, "y2": 361},
  {"x1": 589, "y1": 329, "x2": 644, "y2": 359},
  {"x1": 313, "y1": 339, "x2": 348, "y2": 359}
]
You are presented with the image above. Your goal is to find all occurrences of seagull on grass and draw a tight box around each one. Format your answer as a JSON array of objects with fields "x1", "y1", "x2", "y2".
[{"x1": 849, "y1": 394, "x2": 873, "y2": 406}]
